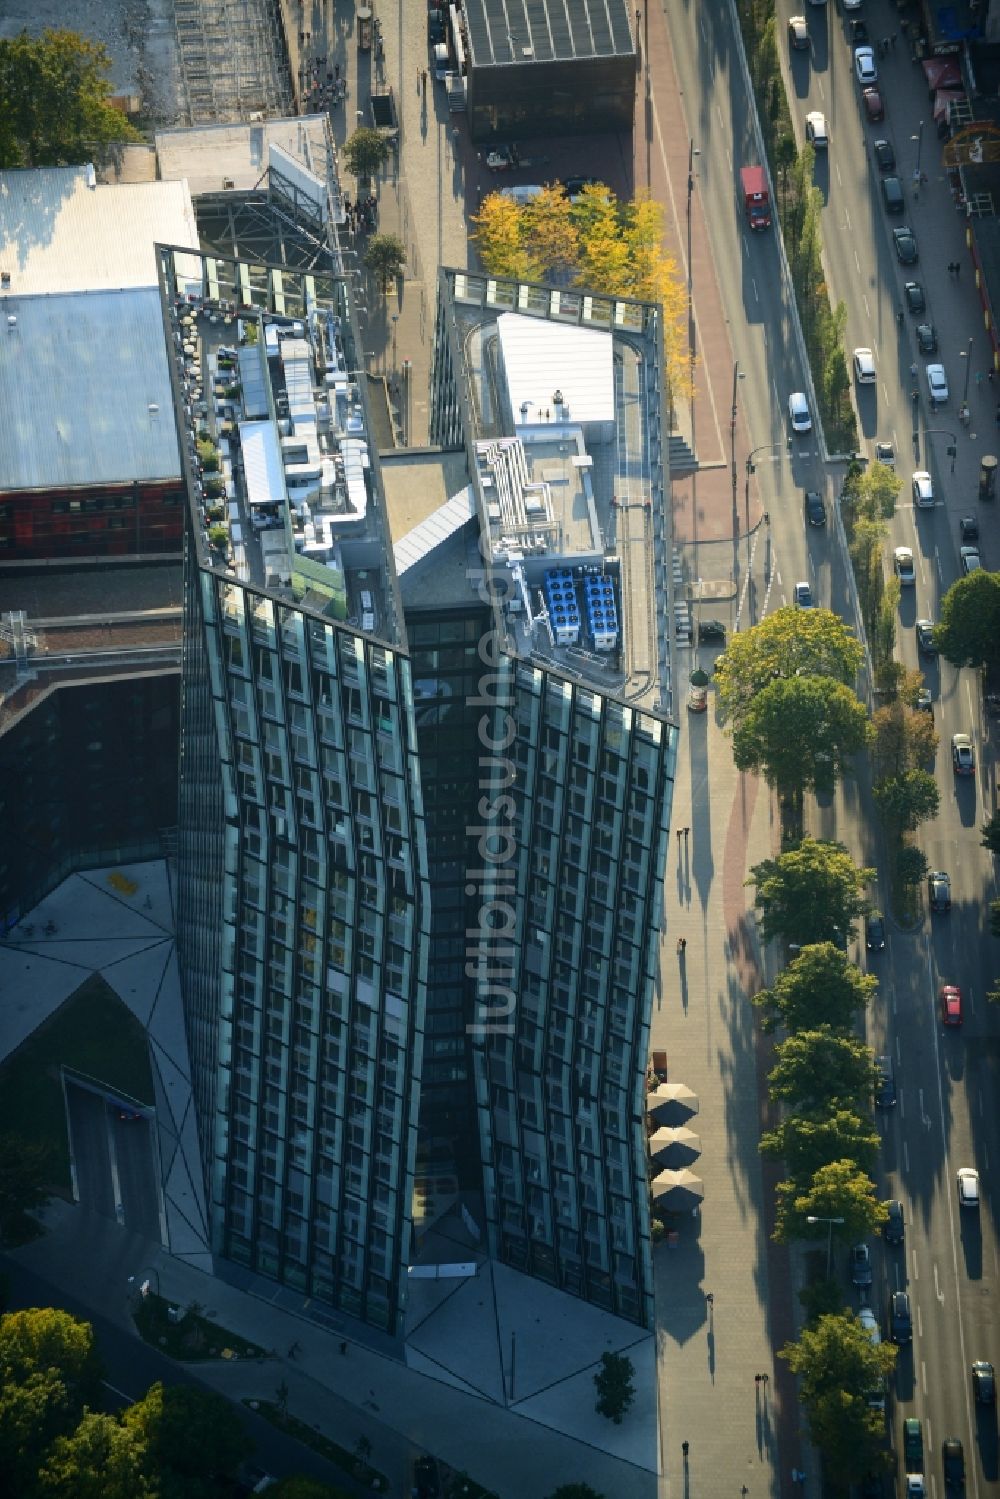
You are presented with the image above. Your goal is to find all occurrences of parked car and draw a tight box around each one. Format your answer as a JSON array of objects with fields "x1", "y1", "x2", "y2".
[
  {"x1": 904, "y1": 280, "x2": 925, "y2": 312},
  {"x1": 916, "y1": 322, "x2": 938, "y2": 354},
  {"x1": 855, "y1": 46, "x2": 878, "y2": 84},
  {"x1": 961, "y1": 545, "x2": 981, "y2": 574},
  {"x1": 926, "y1": 363, "x2": 949, "y2": 403},
  {"x1": 851, "y1": 1242, "x2": 873, "y2": 1287},
  {"x1": 940, "y1": 984, "x2": 963, "y2": 1026},
  {"x1": 850, "y1": 18, "x2": 869, "y2": 44},
  {"x1": 698, "y1": 618, "x2": 727, "y2": 642},
  {"x1": 959, "y1": 514, "x2": 979, "y2": 541},
  {"x1": 951, "y1": 732, "x2": 974, "y2": 775},
  {"x1": 854, "y1": 347, "x2": 876, "y2": 383},
  {"x1": 875, "y1": 1055, "x2": 896, "y2": 1107},
  {"x1": 972, "y1": 1360, "x2": 996, "y2": 1404},
  {"x1": 873, "y1": 137, "x2": 894, "y2": 170},
  {"x1": 805, "y1": 490, "x2": 826, "y2": 526},
  {"x1": 865, "y1": 912, "x2": 885, "y2": 950},
  {"x1": 890, "y1": 1289, "x2": 912, "y2": 1342},
  {"x1": 894, "y1": 546, "x2": 915, "y2": 585},
  {"x1": 915, "y1": 619, "x2": 937, "y2": 655},
  {"x1": 884, "y1": 1199, "x2": 905, "y2": 1245},
  {"x1": 863, "y1": 87, "x2": 885, "y2": 123},
  {"x1": 788, "y1": 391, "x2": 812, "y2": 432},
  {"x1": 904, "y1": 1417, "x2": 924, "y2": 1471},
  {"x1": 928, "y1": 870, "x2": 951, "y2": 912},
  {"x1": 806, "y1": 111, "x2": 829, "y2": 148},
  {"x1": 912, "y1": 471, "x2": 934, "y2": 508},
  {"x1": 894, "y1": 227, "x2": 919, "y2": 264},
  {"x1": 882, "y1": 175, "x2": 905, "y2": 213},
  {"x1": 957, "y1": 1167, "x2": 980, "y2": 1208}
]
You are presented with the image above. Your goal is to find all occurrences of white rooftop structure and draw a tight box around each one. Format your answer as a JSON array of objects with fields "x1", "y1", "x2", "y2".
[
  {"x1": 155, "y1": 117, "x2": 332, "y2": 198},
  {"x1": 0, "y1": 166, "x2": 197, "y2": 294},
  {"x1": 0, "y1": 289, "x2": 181, "y2": 490},
  {"x1": 240, "y1": 421, "x2": 287, "y2": 509},
  {"x1": 393, "y1": 485, "x2": 477, "y2": 575},
  {"x1": 497, "y1": 313, "x2": 615, "y2": 429}
]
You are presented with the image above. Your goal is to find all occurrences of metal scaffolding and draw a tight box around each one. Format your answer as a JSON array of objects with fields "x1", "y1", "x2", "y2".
[{"x1": 174, "y1": 0, "x2": 294, "y2": 124}]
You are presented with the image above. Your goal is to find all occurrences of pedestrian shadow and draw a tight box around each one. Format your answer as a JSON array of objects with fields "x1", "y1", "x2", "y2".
[
  {"x1": 679, "y1": 951, "x2": 689, "y2": 1013},
  {"x1": 706, "y1": 1312, "x2": 716, "y2": 1383},
  {"x1": 755, "y1": 1386, "x2": 772, "y2": 1458}
]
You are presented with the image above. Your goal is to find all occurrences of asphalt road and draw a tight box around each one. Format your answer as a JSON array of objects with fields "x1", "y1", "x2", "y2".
[
  {"x1": 0, "y1": 1254, "x2": 363, "y2": 1495},
  {"x1": 669, "y1": 0, "x2": 1000, "y2": 1491}
]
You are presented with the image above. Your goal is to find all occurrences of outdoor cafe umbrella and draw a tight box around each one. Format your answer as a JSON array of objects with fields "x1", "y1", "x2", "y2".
[
  {"x1": 648, "y1": 1127, "x2": 701, "y2": 1169},
  {"x1": 651, "y1": 1168, "x2": 705, "y2": 1213},
  {"x1": 647, "y1": 1082, "x2": 699, "y2": 1126}
]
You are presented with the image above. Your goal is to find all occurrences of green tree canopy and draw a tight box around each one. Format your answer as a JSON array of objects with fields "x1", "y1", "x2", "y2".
[
  {"x1": 593, "y1": 1351, "x2": 635, "y2": 1425},
  {"x1": 341, "y1": 127, "x2": 391, "y2": 183},
  {"x1": 754, "y1": 945, "x2": 876, "y2": 1034},
  {"x1": 0, "y1": 1307, "x2": 103, "y2": 1495},
  {"x1": 982, "y1": 810, "x2": 1000, "y2": 856},
  {"x1": 520, "y1": 185, "x2": 579, "y2": 279},
  {"x1": 873, "y1": 768, "x2": 940, "y2": 833},
  {"x1": 872, "y1": 694, "x2": 938, "y2": 780},
  {"x1": 732, "y1": 674, "x2": 870, "y2": 796},
  {"x1": 768, "y1": 1028, "x2": 875, "y2": 1111},
  {"x1": 775, "y1": 1159, "x2": 888, "y2": 1245},
  {"x1": 0, "y1": 29, "x2": 139, "y2": 169},
  {"x1": 714, "y1": 606, "x2": 864, "y2": 728},
  {"x1": 472, "y1": 193, "x2": 540, "y2": 280},
  {"x1": 363, "y1": 232, "x2": 406, "y2": 295},
  {"x1": 895, "y1": 844, "x2": 928, "y2": 890},
  {"x1": 934, "y1": 569, "x2": 1000, "y2": 671},
  {"x1": 122, "y1": 1383, "x2": 249, "y2": 1499},
  {"x1": 780, "y1": 1313, "x2": 896, "y2": 1482},
  {"x1": 761, "y1": 1108, "x2": 880, "y2": 1180},
  {"x1": 37, "y1": 1410, "x2": 152, "y2": 1499},
  {"x1": 748, "y1": 839, "x2": 875, "y2": 948}
]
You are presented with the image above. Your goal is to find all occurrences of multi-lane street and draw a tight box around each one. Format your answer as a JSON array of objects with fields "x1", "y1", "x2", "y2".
[{"x1": 669, "y1": 0, "x2": 1000, "y2": 1491}]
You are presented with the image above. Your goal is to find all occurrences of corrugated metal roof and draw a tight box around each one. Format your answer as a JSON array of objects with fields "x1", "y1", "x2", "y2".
[
  {"x1": 394, "y1": 484, "x2": 476, "y2": 574},
  {"x1": 498, "y1": 312, "x2": 614, "y2": 425},
  {"x1": 0, "y1": 289, "x2": 180, "y2": 491},
  {"x1": 0, "y1": 167, "x2": 198, "y2": 294},
  {"x1": 464, "y1": 0, "x2": 634, "y2": 67},
  {"x1": 240, "y1": 421, "x2": 286, "y2": 508}
]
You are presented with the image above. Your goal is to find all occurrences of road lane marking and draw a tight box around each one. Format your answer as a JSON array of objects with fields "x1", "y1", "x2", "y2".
[
  {"x1": 917, "y1": 1303, "x2": 923, "y2": 1338},
  {"x1": 701, "y1": 11, "x2": 710, "y2": 44},
  {"x1": 854, "y1": 249, "x2": 861, "y2": 273},
  {"x1": 909, "y1": 1251, "x2": 917, "y2": 1282},
  {"x1": 836, "y1": 162, "x2": 843, "y2": 188},
  {"x1": 903, "y1": 1139, "x2": 909, "y2": 1173},
  {"x1": 919, "y1": 1088, "x2": 932, "y2": 1129},
  {"x1": 751, "y1": 277, "x2": 759, "y2": 304},
  {"x1": 845, "y1": 210, "x2": 851, "y2": 231},
  {"x1": 934, "y1": 1264, "x2": 945, "y2": 1304}
]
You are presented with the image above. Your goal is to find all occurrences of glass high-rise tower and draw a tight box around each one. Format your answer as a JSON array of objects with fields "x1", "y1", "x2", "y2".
[{"x1": 159, "y1": 243, "x2": 676, "y2": 1340}]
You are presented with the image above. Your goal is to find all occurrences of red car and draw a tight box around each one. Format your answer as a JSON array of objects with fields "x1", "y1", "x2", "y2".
[
  {"x1": 940, "y1": 984, "x2": 963, "y2": 1026},
  {"x1": 863, "y1": 87, "x2": 884, "y2": 123}
]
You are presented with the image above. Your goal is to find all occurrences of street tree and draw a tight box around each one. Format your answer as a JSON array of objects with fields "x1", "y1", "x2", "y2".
[
  {"x1": 0, "y1": 1132, "x2": 53, "y2": 1244},
  {"x1": 848, "y1": 517, "x2": 886, "y2": 634},
  {"x1": 0, "y1": 1307, "x2": 103, "y2": 1496},
  {"x1": 714, "y1": 607, "x2": 863, "y2": 728},
  {"x1": 768, "y1": 1028, "x2": 875, "y2": 1112},
  {"x1": 341, "y1": 127, "x2": 391, "y2": 186},
  {"x1": 775, "y1": 1159, "x2": 888, "y2": 1245},
  {"x1": 619, "y1": 195, "x2": 690, "y2": 401},
  {"x1": 572, "y1": 184, "x2": 630, "y2": 295},
  {"x1": 780, "y1": 1313, "x2": 896, "y2": 1482},
  {"x1": 521, "y1": 185, "x2": 579, "y2": 280},
  {"x1": 37, "y1": 1411, "x2": 152, "y2": 1499},
  {"x1": 934, "y1": 568, "x2": 1000, "y2": 671},
  {"x1": 0, "y1": 28, "x2": 139, "y2": 170},
  {"x1": 873, "y1": 769, "x2": 940, "y2": 833},
  {"x1": 990, "y1": 899, "x2": 1000, "y2": 938},
  {"x1": 761, "y1": 1108, "x2": 880, "y2": 1180},
  {"x1": 895, "y1": 844, "x2": 928, "y2": 893},
  {"x1": 843, "y1": 459, "x2": 901, "y2": 523},
  {"x1": 593, "y1": 1351, "x2": 635, "y2": 1425},
  {"x1": 732, "y1": 675, "x2": 870, "y2": 796},
  {"x1": 748, "y1": 839, "x2": 875, "y2": 948},
  {"x1": 982, "y1": 810, "x2": 1000, "y2": 856},
  {"x1": 123, "y1": 1382, "x2": 249, "y2": 1499},
  {"x1": 753, "y1": 946, "x2": 876, "y2": 1035},
  {"x1": 363, "y1": 233, "x2": 406, "y2": 295},
  {"x1": 871, "y1": 696, "x2": 937, "y2": 780},
  {"x1": 870, "y1": 577, "x2": 901, "y2": 693},
  {"x1": 472, "y1": 193, "x2": 541, "y2": 280}
]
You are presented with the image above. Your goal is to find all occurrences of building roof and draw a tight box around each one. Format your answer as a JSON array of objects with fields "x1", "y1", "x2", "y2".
[
  {"x1": 498, "y1": 312, "x2": 615, "y2": 426},
  {"x1": 394, "y1": 484, "x2": 476, "y2": 574},
  {"x1": 155, "y1": 117, "x2": 332, "y2": 197},
  {"x1": 0, "y1": 166, "x2": 197, "y2": 295},
  {"x1": 464, "y1": 0, "x2": 635, "y2": 67},
  {"x1": 0, "y1": 289, "x2": 180, "y2": 491}
]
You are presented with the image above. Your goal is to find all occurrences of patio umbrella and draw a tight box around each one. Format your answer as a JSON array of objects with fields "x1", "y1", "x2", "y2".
[
  {"x1": 651, "y1": 1169, "x2": 704, "y2": 1212},
  {"x1": 648, "y1": 1127, "x2": 701, "y2": 1169},
  {"x1": 647, "y1": 1082, "x2": 699, "y2": 1126}
]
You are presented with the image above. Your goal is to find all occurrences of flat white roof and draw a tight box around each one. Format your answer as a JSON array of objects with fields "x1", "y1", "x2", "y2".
[
  {"x1": 155, "y1": 117, "x2": 331, "y2": 197},
  {"x1": 394, "y1": 485, "x2": 476, "y2": 574},
  {"x1": 0, "y1": 166, "x2": 197, "y2": 294},
  {"x1": 0, "y1": 289, "x2": 180, "y2": 491},
  {"x1": 240, "y1": 420, "x2": 286, "y2": 507},
  {"x1": 497, "y1": 312, "x2": 615, "y2": 426}
]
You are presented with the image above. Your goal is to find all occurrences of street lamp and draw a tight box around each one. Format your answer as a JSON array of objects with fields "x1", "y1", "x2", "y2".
[
  {"x1": 962, "y1": 335, "x2": 974, "y2": 406},
  {"x1": 730, "y1": 360, "x2": 744, "y2": 519},
  {"x1": 911, "y1": 120, "x2": 924, "y2": 180},
  {"x1": 687, "y1": 141, "x2": 701, "y2": 362},
  {"x1": 391, "y1": 312, "x2": 399, "y2": 374},
  {"x1": 806, "y1": 1215, "x2": 845, "y2": 1279},
  {"x1": 922, "y1": 428, "x2": 959, "y2": 475},
  {"x1": 745, "y1": 441, "x2": 787, "y2": 537}
]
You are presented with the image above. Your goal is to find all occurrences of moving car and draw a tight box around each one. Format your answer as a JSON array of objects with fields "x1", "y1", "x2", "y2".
[
  {"x1": 961, "y1": 545, "x2": 981, "y2": 574},
  {"x1": 875, "y1": 440, "x2": 895, "y2": 466},
  {"x1": 894, "y1": 227, "x2": 918, "y2": 264},
  {"x1": 915, "y1": 619, "x2": 937, "y2": 655},
  {"x1": 957, "y1": 1167, "x2": 980, "y2": 1208},
  {"x1": 942, "y1": 1438, "x2": 964, "y2": 1490},
  {"x1": 951, "y1": 732, "x2": 974, "y2": 775},
  {"x1": 873, "y1": 138, "x2": 895, "y2": 171},
  {"x1": 789, "y1": 15, "x2": 809, "y2": 48},
  {"x1": 940, "y1": 984, "x2": 963, "y2": 1026},
  {"x1": 904, "y1": 1417, "x2": 924, "y2": 1471},
  {"x1": 926, "y1": 363, "x2": 949, "y2": 403},
  {"x1": 905, "y1": 1480, "x2": 926, "y2": 1499},
  {"x1": 805, "y1": 111, "x2": 829, "y2": 148},
  {"x1": 928, "y1": 870, "x2": 951, "y2": 911},
  {"x1": 916, "y1": 687, "x2": 932, "y2": 712},
  {"x1": 855, "y1": 46, "x2": 877, "y2": 84},
  {"x1": 853, "y1": 347, "x2": 876, "y2": 383},
  {"x1": 904, "y1": 281, "x2": 925, "y2": 313},
  {"x1": 912, "y1": 471, "x2": 934, "y2": 508},
  {"x1": 959, "y1": 514, "x2": 979, "y2": 540},
  {"x1": 850, "y1": 1242, "x2": 873, "y2": 1287},
  {"x1": 972, "y1": 1360, "x2": 996, "y2": 1404},
  {"x1": 882, "y1": 175, "x2": 905, "y2": 213},
  {"x1": 788, "y1": 391, "x2": 812, "y2": 432},
  {"x1": 884, "y1": 1199, "x2": 905, "y2": 1245},
  {"x1": 875, "y1": 1055, "x2": 896, "y2": 1107},
  {"x1": 698, "y1": 618, "x2": 727, "y2": 642},
  {"x1": 794, "y1": 581, "x2": 814, "y2": 608},
  {"x1": 805, "y1": 490, "x2": 826, "y2": 526},
  {"x1": 916, "y1": 323, "x2": 938, "y2": 354},
  {"x1": 894, "y1": 546, "x2": 915, "y2": 585},
  {"x1": 890, "y1": 1289, "x2": 912, "y2": 1343},
  {"x1": 865, "y1": 912, "x2": 885, "y2": 950},
  {"x1": 863, "y1": 87, "x2": 885, "y2": 123}
]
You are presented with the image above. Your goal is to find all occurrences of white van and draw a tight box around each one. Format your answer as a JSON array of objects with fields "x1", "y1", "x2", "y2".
[
  {"x1": 500, "y1": 184, "x2": 544, "y2": 206},
  {"x1": 230, "y1": 522, "x2": 242, "y2": 548}
]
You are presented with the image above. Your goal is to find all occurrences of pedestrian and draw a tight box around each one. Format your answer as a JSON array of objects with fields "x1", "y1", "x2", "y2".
[
  {"x1": 339, "y1": 1340, "x2": 348, "y2": 1354},
  {"x1": 676, "y1": 829, "x2": 682, "y2": 845},
  {"x1": 287, "y1": 1341, "x2": 300, "y2": 1358},
  {"x1": 891, "y1": 31, "x2": 897, "y2": 49},
  {"x1": 683, "y1": 826, "x2": 690, "y2": 840},
  {"x1": 705, "y1": 1291, "x2": 713, "y2": 1304},
  {"x1": 335, "y1": 62, "x2": 340, "y2": 80},
  {"x1": 682, "y1": 1441, "x2": 689, "y2": 1458},
  {"x1": 955, "y1": 259, "x2": 961, "y2": 277},
  {"x1": 755, "y1": 1373, "x2": 762, "y2": 1386}
]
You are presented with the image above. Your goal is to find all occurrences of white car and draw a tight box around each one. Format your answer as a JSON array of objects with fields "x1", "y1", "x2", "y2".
[
  {"x1": 894, "y1": 546, "x2": 915, "y2": 585},
  {"x1": 958, "y1": 1167, "x2": 980, "y2": 1208},
  {"x1": 853, "y1": 348, "x2": 876, "y2": 384},
  {"x1": 794, "y1": 581, "x2": 814, "y2": 608},
  {"x1": 788, "y1": 391, "x2": 812, "y2": 432},
  {"x1": 912, "y1": 471, "x2": 934, "y2": 508},
  {"x1": 854, "y1": 47, "x2": 877, "y2": 84},
  {"x1": 926, "y1": 363, "x2": 949, "y2": 403},
  {"x1": 806, "y1": 111, "x2": 829, "y2": 148}
]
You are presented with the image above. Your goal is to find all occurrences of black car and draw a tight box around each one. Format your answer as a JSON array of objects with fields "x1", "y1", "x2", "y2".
[
  {"x1": 915, "y1": 619, "x2": 937, "y2": 655},
  {"x1": 865, "y1": 912, "x2": 886, "y2": 950},
  {"x1": 805, "y1": 490, "x2": 826, "y2": 526},
  {"x1": 916, "y1": 322, "x2": 938, "y2": 354},
  {"x1": 850, "y1": 18, "x2": 870, "y2": 45},
  {"x1": 884, "y1": 1199, "x2": 905, "y2": 1245},
  {"x1": 698, "y1": 618, "x2": 727, "y2": 643},
  {"x1": 875, "y1": 1055, "x2": 897, "y2": 1107},
  {"x1": 960, "y1": 514, "x2": 979, "y2": 541},
  {"x1": 972, "y1": 1360, "x2": 996, "y2": 1404},
  {"x1": 894, "y1": 227, "x2": 919, "y2": 265},
  {"x1": 882, "y1": 176, "x2": 905, "y2": 214},
  {"x1": 890, "y1": 1289, "x2": 912, "y2": 1343},
  {"x1": 873, "y1": 137, "x2": 895, "y2": 172},
  {"x1": 929, "y1": 870, "x2": 951, "y2": 912},
  {"x1": 428, "y1": 10, "x2": 446, "y2": 44},
  {"x1": 942, "y1": 1437, "x2": 964, "y2": 1490},
  {"x1": 904, "y1": 280, "x2": 926, "y2": 314}
]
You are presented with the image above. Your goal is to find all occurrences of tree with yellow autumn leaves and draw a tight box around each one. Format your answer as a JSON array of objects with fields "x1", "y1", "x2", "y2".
[{"x1": 472, "y1": 183, "x2": 690, "y2": 400}]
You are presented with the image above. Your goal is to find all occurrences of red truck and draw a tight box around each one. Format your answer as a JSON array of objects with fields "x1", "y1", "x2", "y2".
[{"x1": 740, "y1": 165, "x2": 771, "y2": 230}]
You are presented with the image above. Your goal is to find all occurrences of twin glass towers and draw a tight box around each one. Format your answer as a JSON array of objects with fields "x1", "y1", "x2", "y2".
[{"x1": 162, "y1": 244, "x2": 676, "y2": 1340}]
